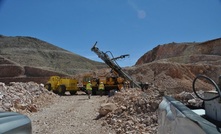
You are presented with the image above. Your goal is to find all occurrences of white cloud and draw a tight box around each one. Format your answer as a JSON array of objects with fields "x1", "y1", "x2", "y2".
[
  {"x1": 128, "y1": 0, "x2": 147, "y2": 19},
  {"x1": 137, "y1": 10, "x2": 146, "y2": 19}
]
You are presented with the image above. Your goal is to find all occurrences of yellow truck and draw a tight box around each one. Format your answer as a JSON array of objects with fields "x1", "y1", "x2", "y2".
[
  {"x1": 80, "y1": 74, "x2": 124, "y2": 95},
  {"x1": 45, "y1": 76, "x2": 79, "y2": 95}
]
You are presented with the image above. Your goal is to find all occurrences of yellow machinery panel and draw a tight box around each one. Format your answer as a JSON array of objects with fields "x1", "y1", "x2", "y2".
[
  {"x1": 45, "y1": 76, "x2": 79, "y2": 95},
  {"x1": 81, "y1": 74, "x2": 125, "y2": 95},
  {"x1": 59, "y1": 78, "x2": 78, "y2": 90}
]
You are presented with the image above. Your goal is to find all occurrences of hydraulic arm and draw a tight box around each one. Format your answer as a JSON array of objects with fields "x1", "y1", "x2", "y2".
[{"x1": 91, "y1": 42, "x2": 140, "y2": 88}]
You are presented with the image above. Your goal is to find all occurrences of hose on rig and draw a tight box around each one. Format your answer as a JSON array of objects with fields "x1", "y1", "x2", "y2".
[{"x1": 192, "y1": 74, "x2": 221, "y2": 101}]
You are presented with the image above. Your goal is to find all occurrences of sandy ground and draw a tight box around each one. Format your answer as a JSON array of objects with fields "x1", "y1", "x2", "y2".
[{"x1": 28, "y1": 94, "x2": 115, "y2": 134}]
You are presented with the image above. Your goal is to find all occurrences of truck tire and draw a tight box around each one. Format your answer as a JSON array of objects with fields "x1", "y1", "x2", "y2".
[
  {"x1": 92, "y1": 88, "x2": 97, "y2": 95},
  {"x1": 69, "y1": 91, "x2": 77, "y2": 95},
  {"x1": 45, "y1": 83, "x2": 51, "y2": 91},
  {"x1": 58, "y1": 85, "x2": 66, "y2": 95},
  {"x1": 53, "y1": 90, "x2": 58, "y2": 94}
]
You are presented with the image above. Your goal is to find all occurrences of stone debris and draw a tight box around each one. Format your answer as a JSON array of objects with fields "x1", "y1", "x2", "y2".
[
  {"x1": 0, "y1": 82, "x2": 57, "y2": 113},
  {"x1": 98, "y1": 87, "x2": 205, "y2": 134},
  {"x1": 99, "y1": 103, "x2": 117, "y2": 116},
  {"x1": 173, "y1": 91, "x2": 204, "y2": 107},
  {"x1": 99, "y1": 87, "x2": 162, "y2": 134},
  {"x1": 0, "y1": 80, "x2": 206, "y2": 134}
]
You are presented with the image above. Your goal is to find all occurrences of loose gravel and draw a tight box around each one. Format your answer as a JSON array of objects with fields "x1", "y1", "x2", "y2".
[{"x1": 29, "y1": 94, "x2": 115, "y2": 134}]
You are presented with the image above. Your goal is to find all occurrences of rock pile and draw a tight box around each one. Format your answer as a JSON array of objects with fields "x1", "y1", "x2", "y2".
[
  {"x1": 0, "y1": 82, "x2": 57, "y2": 114},
  {"x1": 99, "y1": 87, "x2": 206, "y2": 134},
  {"x1": 100, "y1": 87, "x2": 162, "y2": 134},
  {"x1": 173, "y1": 91, "x2": 204, "y2": 108}
]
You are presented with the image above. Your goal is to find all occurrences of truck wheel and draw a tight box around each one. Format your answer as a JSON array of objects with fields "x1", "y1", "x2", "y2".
[
  {"x1": 92, "y1": 88, "x2": 97, "y2": 95},
  {"x1": 69, "y1": 91, "x2": 77, "y2": 95},
  {"x1": 53, "y1": 90, "x2": 58, "y2": 94},
  {"x1": 58, "y1": 85, "x2": 66, "y2": 95},
  {"x1": 45, "y1": 84, "x2": 51, "y2": 91}
]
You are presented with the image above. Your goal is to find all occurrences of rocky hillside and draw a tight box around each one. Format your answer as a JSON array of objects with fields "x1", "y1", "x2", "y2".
[
  {"x1": 127, "y1": 38, "x2": 221, "y2": 94},
  {"x1": 0, "y1": 35, "x2": 106, "y2": 84},
  {"x1": 0, "y1": 37, "x2": 220, "y2": 134},
  {"x1": 0, "y1": 35, "x2": 220, "y2": 93},
  {"x1": 136, "y1": 38, "x2": 221, "y2": 65}
]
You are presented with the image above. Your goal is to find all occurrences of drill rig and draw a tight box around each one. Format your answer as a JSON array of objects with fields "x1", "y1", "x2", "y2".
[{"x1": 91, "y1": 42, "x2": 140, "y2": 89}]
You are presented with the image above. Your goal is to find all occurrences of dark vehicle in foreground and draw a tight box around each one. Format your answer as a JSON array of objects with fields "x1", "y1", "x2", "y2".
[{"x1": 0, "y1": 111, "x2": 32, "y2": 134}]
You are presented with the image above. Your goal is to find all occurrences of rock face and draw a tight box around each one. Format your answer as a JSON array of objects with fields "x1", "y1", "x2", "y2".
[
  {"x1": 125, "y1": 62, "x2": 221, "y2": 94},
  {"x1": 0, "y1": 35, "x2": 106, "y2": 84},
  {"x1": 136, "y1": 38, "x2": 221, "y2": 65},
  {"x1": 123, "y1": 38, "x2": 221, "y2": 94},
  {"x1": 0, "y1": 55, "x2": 67, "y2": 84}
]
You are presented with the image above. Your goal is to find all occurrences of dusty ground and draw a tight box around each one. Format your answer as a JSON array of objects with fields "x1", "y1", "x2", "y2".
[
  {"x1": 0, "y1": 81, "x2": 211, "y2": 134},
  {"x1": 28, "y1": 93, "x2": 115, "y2": 134}
]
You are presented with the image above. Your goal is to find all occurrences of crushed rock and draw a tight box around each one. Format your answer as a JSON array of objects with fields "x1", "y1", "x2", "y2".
[
  {"x1": 0, "y1": 82, "x2": 58, "y2": 114},
  {"x1": 100, "y1": 87, "x2": 162, "y2": 134},
  {"x1": 99, "y1": 86, "x2": 205, "y2": 134},
  {"x1": 0, "y1": 81, "x2": 205, "y2": 134}
]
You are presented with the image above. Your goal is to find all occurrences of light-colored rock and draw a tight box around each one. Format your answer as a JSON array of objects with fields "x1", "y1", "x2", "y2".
[
  {"x1": 0, "y1": 82, "x2": 57, "y2": 113},
  {"x1": 99, "y1": 103, "x2": 117, "y2": 116},
  {"x1": 121, "y1": 105, "x2": 126, "y2": 110}
]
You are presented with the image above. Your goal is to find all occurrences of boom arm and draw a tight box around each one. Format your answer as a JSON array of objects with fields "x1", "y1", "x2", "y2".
[{"x1": 91, "y1": 42, "x2": 140, "y2": 88}]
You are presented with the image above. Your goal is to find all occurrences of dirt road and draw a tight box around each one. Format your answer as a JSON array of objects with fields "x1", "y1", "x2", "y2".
[{"x1": 29, "y1": 94, "x2": 115, "y2": 134}]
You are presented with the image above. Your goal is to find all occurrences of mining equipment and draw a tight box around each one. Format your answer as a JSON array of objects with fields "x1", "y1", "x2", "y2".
[
  {"x1": 91, "y1": 42, "x2": 140, "y2": 88},
  {"x1": 45, "y1": 76, "x2": 79, "y2": 95},
  {"x1": 83, "y1": 42, "x2": 141, "y2": 95},
  {"x1": 158, "y1": 75, "x2": 221, "y2": 134},
  {"x1": 80, "y1": 74, "x2": 125, "y2": 95}
]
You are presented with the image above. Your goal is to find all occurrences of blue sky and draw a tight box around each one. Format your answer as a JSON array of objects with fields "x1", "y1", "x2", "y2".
[{"x1": 0, "y1": 0, "x2": 221, "y2": 67}]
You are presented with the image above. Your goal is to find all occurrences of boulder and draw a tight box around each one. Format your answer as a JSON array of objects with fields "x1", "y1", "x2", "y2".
[{"x1": 99, "y1": 103, "x2": 117, "y2": 116}]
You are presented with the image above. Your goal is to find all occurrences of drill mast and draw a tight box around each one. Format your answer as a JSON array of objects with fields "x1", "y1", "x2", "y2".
[{"x1": 91, "y1": 42, "x2": 140, "y2": 88}]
